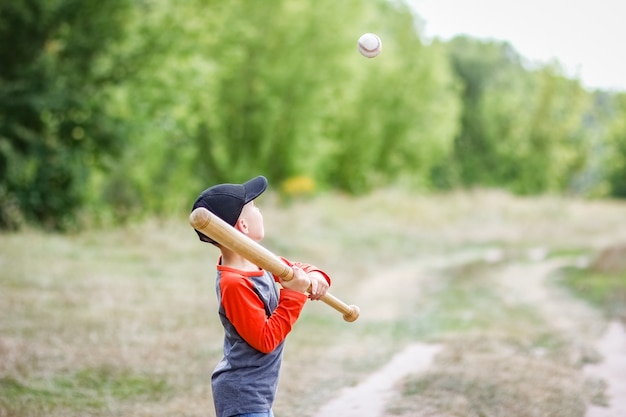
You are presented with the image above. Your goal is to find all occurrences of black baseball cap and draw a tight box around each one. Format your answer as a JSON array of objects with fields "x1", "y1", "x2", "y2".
[{"x1": 192, "y1": 175, "x2": 268, "y2": 244}]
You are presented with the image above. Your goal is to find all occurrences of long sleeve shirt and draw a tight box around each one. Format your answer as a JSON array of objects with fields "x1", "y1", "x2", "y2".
[{"x1": 211, "y1": 257, "x2": 331, "y2": 417}]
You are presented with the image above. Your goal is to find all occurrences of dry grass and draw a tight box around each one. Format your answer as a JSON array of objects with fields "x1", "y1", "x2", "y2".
[
  {"x1": 389, "y1": 347, "x2": 587, "y2": 417},
  {"x1": 1, "y1": 189, "x2": 625, "y2": 416},
  {"x1": 0, "y1": 221, "x2": 220, "y2": 416}
]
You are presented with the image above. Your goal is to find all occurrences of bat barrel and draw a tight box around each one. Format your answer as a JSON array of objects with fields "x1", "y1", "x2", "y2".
[
  {"x1": 189, "y1": 207, "x2": 359, "y2": 322},
  {"x1": 190, "y1": 208, "x2": 293, "y2": 281}
]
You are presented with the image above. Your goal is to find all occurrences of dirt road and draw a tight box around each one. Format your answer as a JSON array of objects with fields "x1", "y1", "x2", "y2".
[{"x1": 312, "y1": 253, "x2": 626, "y2": 417}]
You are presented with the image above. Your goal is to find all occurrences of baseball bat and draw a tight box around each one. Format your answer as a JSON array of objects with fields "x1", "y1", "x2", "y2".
[{"x1": 189, "y1": 207, "x2": 360, "y2": 322}]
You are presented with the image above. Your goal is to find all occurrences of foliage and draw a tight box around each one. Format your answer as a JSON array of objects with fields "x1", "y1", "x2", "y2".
[
  {"x1": 437, "y1": 36, "x2": 592, "y2": 194},
  {"x1": 0, "y1": 0, "x2": 133, "y2": 229},
  {"x1": 107, "y1": 0, "x2": 460, "y2": 217},
  {"x1": 603, "y1": 92, "x2": 626, "y2": 197},
  {"x1": 1, "y1": 1, "x2": 625, "y2": 230}
]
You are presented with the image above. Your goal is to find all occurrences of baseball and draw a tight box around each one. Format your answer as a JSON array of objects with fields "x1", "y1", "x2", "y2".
[{"x1": 357, "y1": 33, "x2": 382, "y2": 58}]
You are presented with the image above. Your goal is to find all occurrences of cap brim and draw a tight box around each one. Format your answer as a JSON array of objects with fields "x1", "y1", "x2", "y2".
[{"x1": 243, "y1": 176, "x2": 268, "y2": 203}]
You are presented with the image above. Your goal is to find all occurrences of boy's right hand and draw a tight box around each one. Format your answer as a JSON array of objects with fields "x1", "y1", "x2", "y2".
[{"x1": 280, "y1": 266, "x2": 311, "y2": 294}]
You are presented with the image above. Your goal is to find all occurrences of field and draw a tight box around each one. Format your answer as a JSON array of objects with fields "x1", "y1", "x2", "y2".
[{"x1": 1, "y1": 189, "x2": 625, "y2": 417}]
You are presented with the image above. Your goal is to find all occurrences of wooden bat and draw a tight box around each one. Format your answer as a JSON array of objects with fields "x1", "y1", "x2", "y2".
[{"x1": 189, "y1": 207, "x2": 360, "y2": 322}]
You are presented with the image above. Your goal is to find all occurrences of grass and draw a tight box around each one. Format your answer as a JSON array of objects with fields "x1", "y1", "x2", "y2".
[
  {"x1": 0, "y1": 222, "x2": 220, "y2": 416},
  {"x1": 0, "y1": 367, "x2": 169, "y2": 413},
  {"x1": 1, "y1": 189, "x2": 626, "y2": 416},
  {"x1": 559, "y1": 268, "x2": 626, "y2": 321}
]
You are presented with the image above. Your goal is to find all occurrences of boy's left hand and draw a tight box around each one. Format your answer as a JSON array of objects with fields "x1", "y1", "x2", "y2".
[{"x1": 308, "y1": 271, "x2": 330, "y2": 300}]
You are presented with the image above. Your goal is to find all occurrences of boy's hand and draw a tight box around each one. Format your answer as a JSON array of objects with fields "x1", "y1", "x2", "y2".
[
  {"x1": 308, "y1": 271, "x2": 330, "y2": 300},
  {"x1": 280, "y1": 266, "x2": 311, "y2": 293}
]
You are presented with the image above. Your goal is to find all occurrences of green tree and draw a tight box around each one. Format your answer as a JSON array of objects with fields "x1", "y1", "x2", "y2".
[
  {"x1": 0, "y1": 0, "x2": 132, "y2": 229},
  {"x1": 603, "y1": 92, "x2": 626, "y2": 197},
  {"x1": 440, "y1": 36, "x2": 528, "y2": 188},
  {"x1": 509, "y1": 67, "x2": 590, "y2": 193},
  {"x1": 325, "y1": 8, "x2": 461, "y2": 193},
  {"x1": 440, "y1": 36, "x2": 591, "y2": 194},
  {"x1": 108, "y1": 0, "x2": 461, "y2": 216}
]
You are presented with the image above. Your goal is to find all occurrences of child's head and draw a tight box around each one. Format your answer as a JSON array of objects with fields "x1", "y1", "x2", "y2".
[{"x1": 192, "y1": 175, "x2": 267, "y2": 244}]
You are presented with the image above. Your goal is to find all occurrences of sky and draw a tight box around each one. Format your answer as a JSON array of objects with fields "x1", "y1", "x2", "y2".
[{"x1": 409, "y1": 0, "x2": 626, "y2": 91}]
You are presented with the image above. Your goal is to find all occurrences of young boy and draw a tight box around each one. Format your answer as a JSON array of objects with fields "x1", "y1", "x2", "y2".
[{"x1": 191, "y1": 175, "x2": 331, "y2": 417}]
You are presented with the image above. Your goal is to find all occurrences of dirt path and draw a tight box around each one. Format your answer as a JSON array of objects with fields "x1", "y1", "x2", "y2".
[
  {"x1": 585, "y1": 321, "x2": 626, "y2": 417},
  {"x1": 312, "y1": 343, "x2": 441, "y2": 417},
  {"x1": 495, "y1": 258, "x2": 605, "y2": 355},
  {"x1": 494, "y1": 257, "x2": 626, "y2": 416},
  {"x1": 310, "y1": 259, "x2": 450, "y2": 417},
  {"x1": 312, "y1": 254, "x2": 626, "y2": 417}
]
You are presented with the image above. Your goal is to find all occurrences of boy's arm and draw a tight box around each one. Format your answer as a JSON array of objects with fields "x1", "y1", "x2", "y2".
[{"x1": 220, "y1": 273, "x2": 308, "y2": 354}]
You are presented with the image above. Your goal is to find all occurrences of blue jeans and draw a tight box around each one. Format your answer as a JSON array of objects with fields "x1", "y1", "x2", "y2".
[{"x1": 234, "y1": 413, "x2": 274, "y2": 417}]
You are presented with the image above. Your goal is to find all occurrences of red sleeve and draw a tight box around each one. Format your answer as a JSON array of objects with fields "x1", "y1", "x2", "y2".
[
  {"x1": 277, "y1": 257, "x2": 332, "y2": 286},
  {"x1": 219, "y1": 271, "x2": 308, "y2": 354}
]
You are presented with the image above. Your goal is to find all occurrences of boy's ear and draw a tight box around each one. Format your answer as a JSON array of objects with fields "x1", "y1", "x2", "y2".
[{"x1": 235, "y1": 217, "x2": 249, "y2": 234}]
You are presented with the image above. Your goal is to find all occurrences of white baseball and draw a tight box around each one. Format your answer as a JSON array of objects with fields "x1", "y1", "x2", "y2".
[{"x1": 357, "y1": 33, "x2": 382, "y2": 58}]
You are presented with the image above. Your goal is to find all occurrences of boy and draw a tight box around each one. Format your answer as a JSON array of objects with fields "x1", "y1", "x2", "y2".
[{"x1": 191, "y1": 175, "x2": 331, "y2": 417}]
